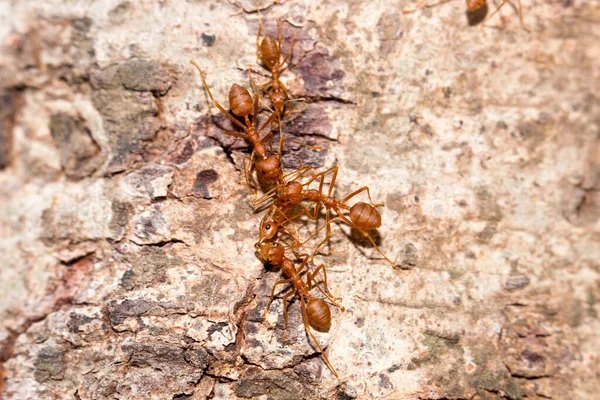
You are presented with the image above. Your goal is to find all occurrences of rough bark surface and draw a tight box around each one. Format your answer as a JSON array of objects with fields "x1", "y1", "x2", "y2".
[{"x1": 0, "y1": 0, "x2": 599, "y2": 399}]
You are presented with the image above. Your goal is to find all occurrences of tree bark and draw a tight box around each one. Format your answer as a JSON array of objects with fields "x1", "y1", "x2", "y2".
[{"x1": 1, "y1": 0, "x2": 599, "y2": 399}]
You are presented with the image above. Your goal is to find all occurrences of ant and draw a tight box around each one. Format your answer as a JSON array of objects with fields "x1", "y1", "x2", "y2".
[
  {"x1": 256, "y1": 241, "x2": 344, "y2": 385},
  {"x1": 403, "y1": 0, "x2": 528, "y2": 31},
  {"x1": 190, "y1": 60, "x2": 280, "y2": 193},
  {"x1": 255, "y1": 166, "x2": 397, "y2": 266},
  {"x1": 255, "y1": 16, "x2": 296, "y2": 120}
]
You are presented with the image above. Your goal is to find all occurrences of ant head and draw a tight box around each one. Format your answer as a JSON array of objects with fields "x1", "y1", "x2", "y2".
[
  {"x1": 260, "y1": 36, "x2": 279, "y2": 69},
  {"x1": 259, "y1": 218, "x2": 279, "y2": 242},
  {"x1": 256, "y1": 241, "x2": 284, "y2": 265},
  {"x1": 256, "y1": 156, "x2": 281, "y2": 183},
  {"x1": 229, "y1": 84, "x2": 253, "y2": 117}
]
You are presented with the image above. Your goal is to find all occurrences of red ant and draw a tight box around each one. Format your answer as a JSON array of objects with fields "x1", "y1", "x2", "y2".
[
  {"x1": 255, "y1": 166, "x2": 397, "y2": 266},
  {"x1": 190, "y1": 60, "x2": 280, "y2": 193},
  {"x1": 256, "y1": 241, "x2": 344, "y2": 386},
  {"x1": 403, "y1": 0, "x2": 528, "y2": 30},
  {"x1": 256, "y1": 17, "x2": 296, "y2": 119}
]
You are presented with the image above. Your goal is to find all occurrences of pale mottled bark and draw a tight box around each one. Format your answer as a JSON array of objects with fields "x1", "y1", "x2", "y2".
[{"x1": 0, "y1": 0, "x2": 599, "y2": 399}]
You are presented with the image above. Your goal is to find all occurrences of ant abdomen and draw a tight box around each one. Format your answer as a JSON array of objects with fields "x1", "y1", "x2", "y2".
[
  {"x1": 349, "y1": 202, "x2": 382, "y2": 230},
  {"x1": 306, "y1": 298, "x2": 332, "y2": 332},
  {"x1": 228, "y1": 84, "x2": 253, "y2": 117},
  {"x1": 260, "y1": 36, "x2": 279, "y2": 69}
]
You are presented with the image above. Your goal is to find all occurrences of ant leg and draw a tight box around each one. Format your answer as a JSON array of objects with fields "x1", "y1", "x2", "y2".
[
  {"x1": 279, "y1": 35, "x2": 297, "y2": 71},
  {"x1": 272, "y1": 208, "x2": 304, "y2": 247},
  {"x1": 281, "y1": 288, "x2": 296, "y2": 343},
  {"x1": 484, "y1": 0, "x2": 529, "y2": 31},
  {"x1": 282, "y1": 222, "x2": 305, "y2": 249},
  {"x1": 278, "y1": 17, "x2": 297, "y2": 73},
  {"x1": 298, "y1": 214, "x2": 341, "y2": 245},
  {"x1": 304, "y1": 166, "x2": 338, "y2": 188},
  {"x1": 310, "y1": 264, "x2": 343, "y2": 306},
  {"x1": 256, "y1": 12, "x2": 263, "y2": 52},
  {"x1": 263, "y1": 279, "x2": 293, "y2": 319},
  {"x1": 295, "y1": 254, "x2": 311, "y2": 275},
  {"x1": 257, "y1": 110, "x2": 279, "y2": 135},
  {"x1": 190, "y1": 61, "x2": 246, "y2": 130},
  {"x1": 276, "y1": 18, "x2": 283, "y2": 60},
  {"x1": 252, "y1": 189, "x2": 277, "y2": 209},
  {"x1": 342, "y1": 186, "x2": 383, "y2": 207},
  {"x1": 300, "y1": 203, "x2": 319, "y2": 221},
  {"x1": 259, "y1": 130, "x2": 275, "y2": 153},
  {"x1": 335, "y1": 208, "x2": 397, "y2": 266},
  {"x1": 299, "y1": 294, "x2": 342, "y2": 385},
  {"x1": 326, "y1": 165, "x2": 339, "y2": 197},
  {"x1": 260, "y1": 81, "x2": 274, "y2": 92},
  {"x1": 280, "y1": 80, "x2": 291, "y2": 100},
  {"x1": 248, "y1": 70, "x2": 260, "y2": 126},
  {"x1": 281, "y1": 227, "x2": 302, "y2": 248},
  {"x1": 285, "y1": 136, "x2": 323, "y2": 152},
  {"x1": 310, "y1": 209, "x2": 333, "y2": 262},
  {"x1": 281, "y1": 165, "x2": 313, "y2": 183},
  {"x1": 482, "y1": 0, "x2": 508, "y2": 27},
  {"x1": 243, "y1": 154, "x2": 258, "y2": 195},
  {"x1": 221, "y1": 130, "x2": 249, "y2": 140},
  {"x1": 276, "y1": 118, "x2": 284, "y2": 159},
  {"x1": 278, "y1": 18, "x2": 284, "y2": 51}
]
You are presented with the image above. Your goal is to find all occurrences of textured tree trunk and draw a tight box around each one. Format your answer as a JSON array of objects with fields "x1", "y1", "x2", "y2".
[{"x1": 1, "y1": 0, "x2": 599, "y2": 399}]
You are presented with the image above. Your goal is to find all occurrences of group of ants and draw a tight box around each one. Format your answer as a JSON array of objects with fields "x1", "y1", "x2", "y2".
[
  {"x1": 190, "y1": 17, "x2": 392, "y2": 387},
  {"x1": 190, "y1": 0, "x2": 528, "y2": 391}
]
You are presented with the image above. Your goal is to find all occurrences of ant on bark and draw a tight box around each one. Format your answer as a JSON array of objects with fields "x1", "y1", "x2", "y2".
[
  {"x1": 190, "y1": 60, "x2": 280, "y2": 193},
  {"x1": 255, "y1": 166, "x2": 397, "y2": 266},
  {"x1": 255, "y1": 16, "x2": 297, "y2": 120},
  {"x1": 256, "y1": 241, "x2": 344, "y2": 386},
  {"x1": 403, "y1": 0, "x2": 529, "y2": 31}
]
